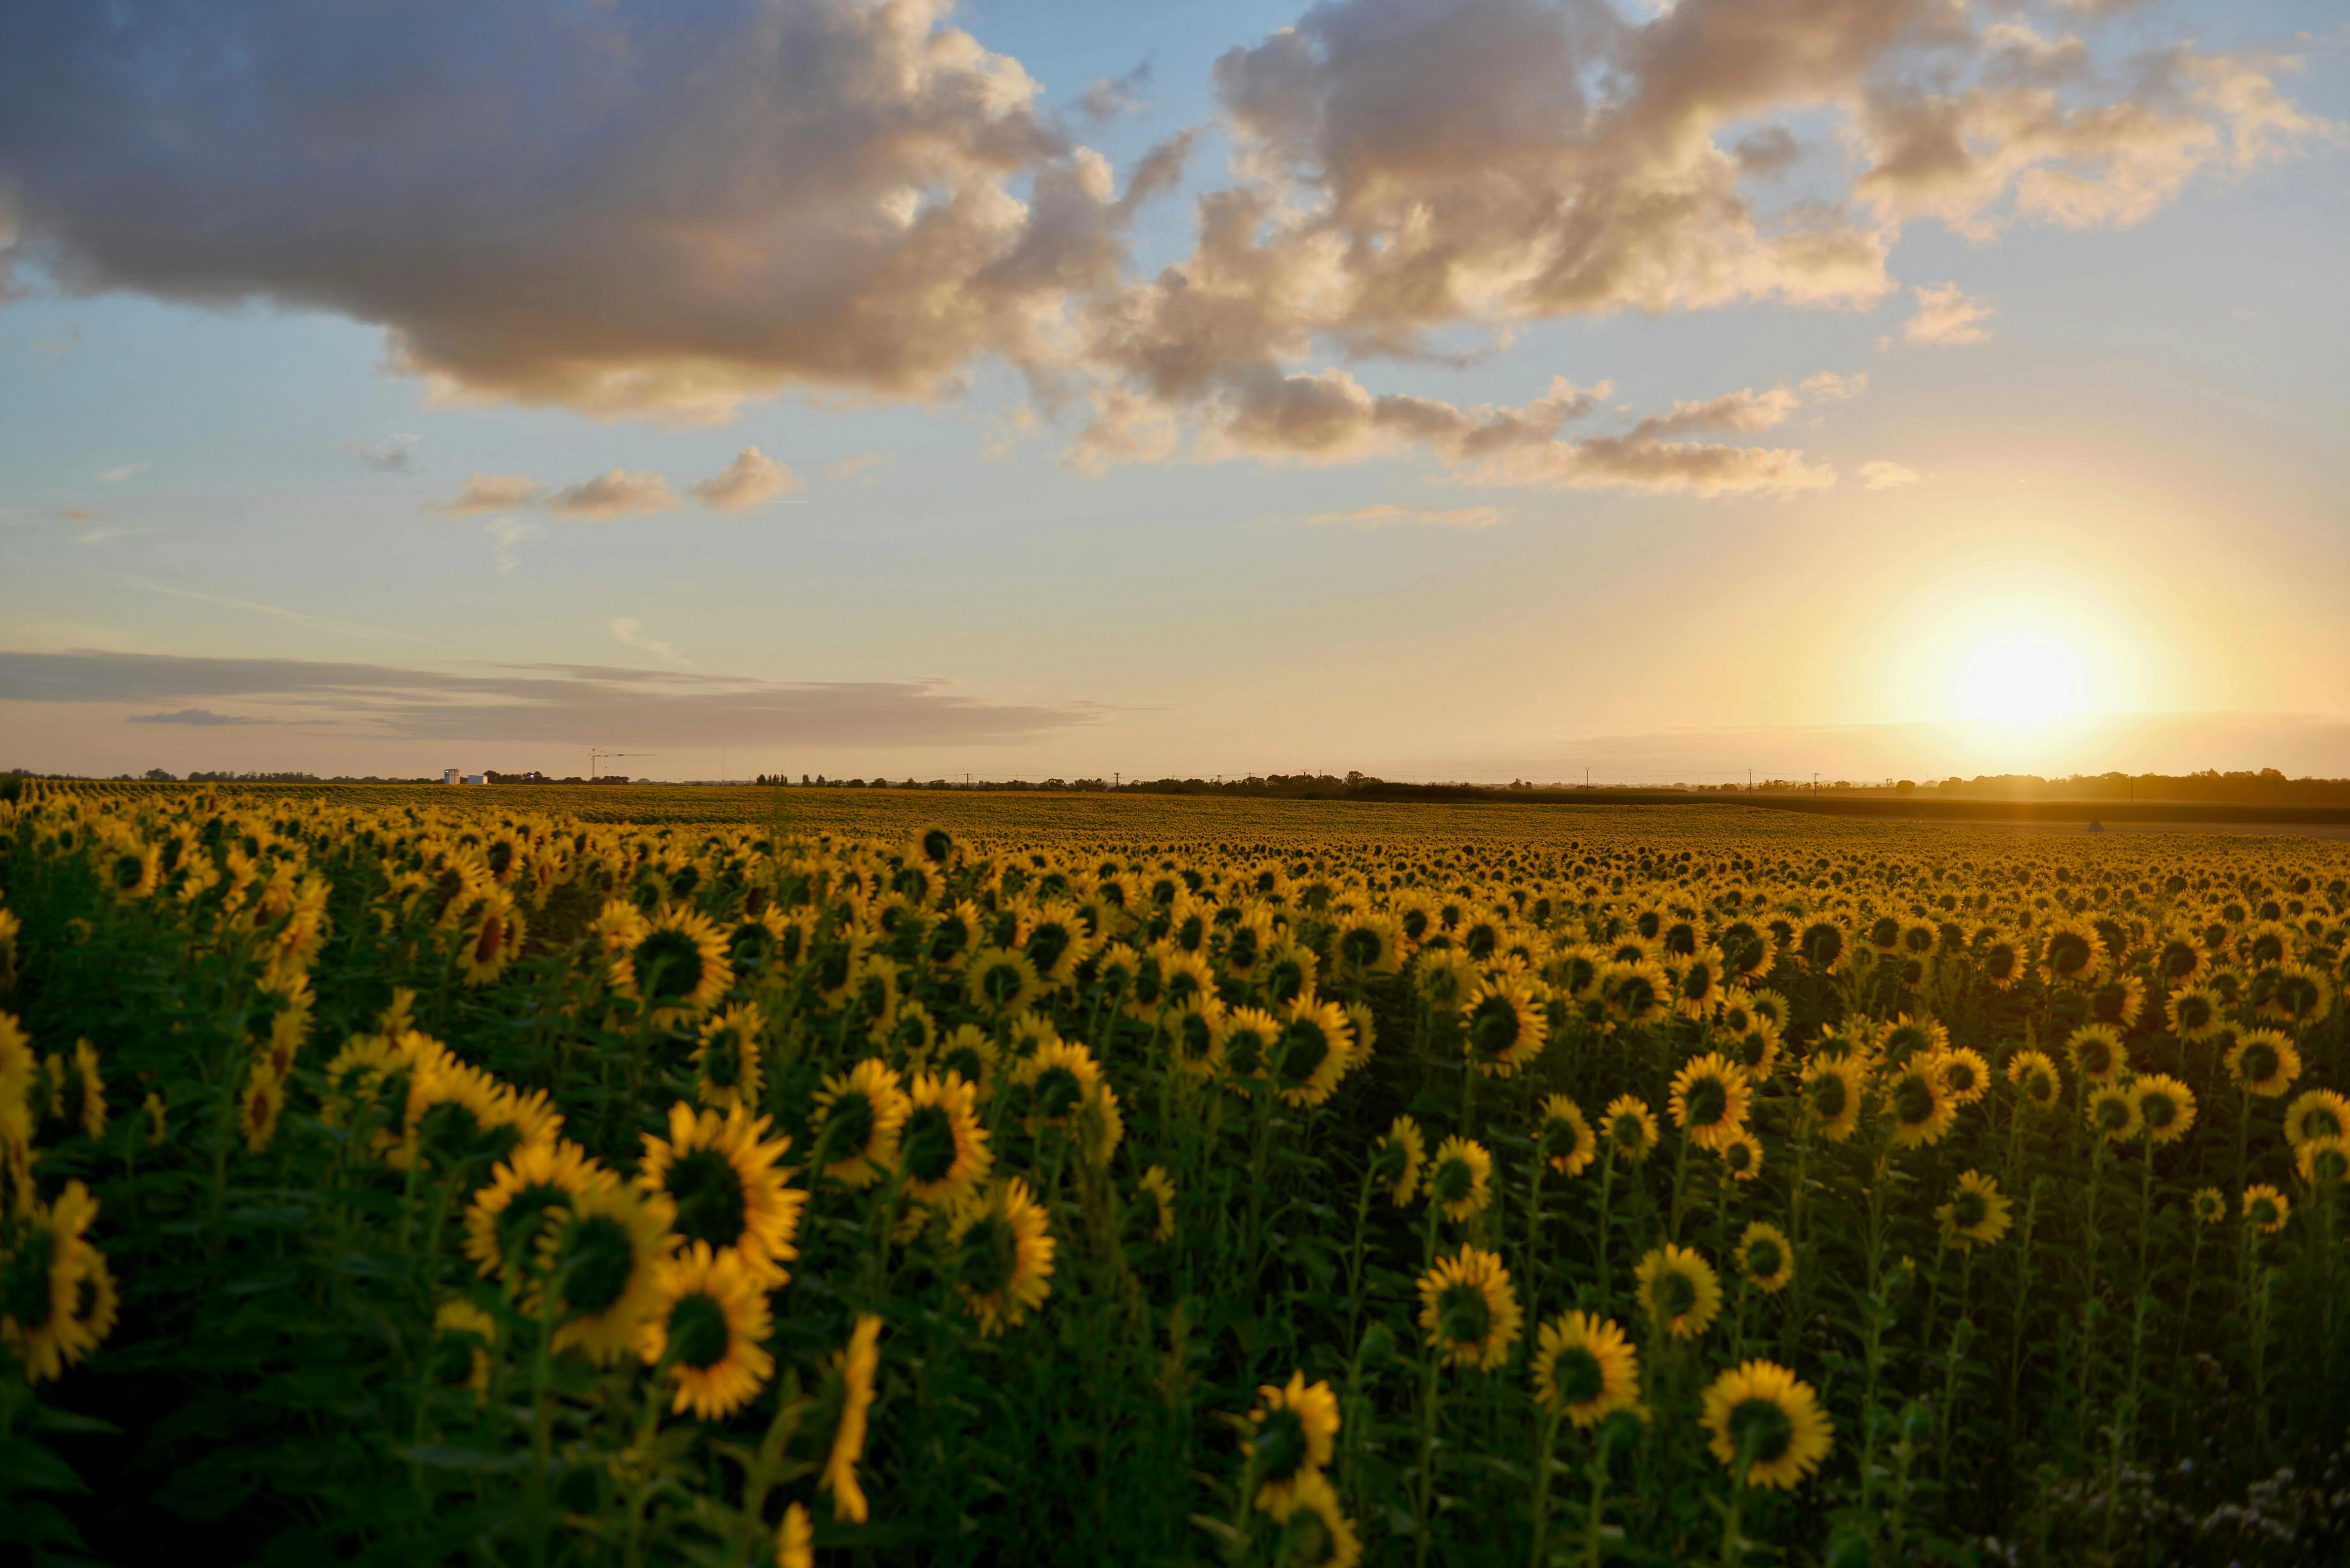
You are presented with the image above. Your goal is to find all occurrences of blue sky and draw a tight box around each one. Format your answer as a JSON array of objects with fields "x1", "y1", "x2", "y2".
[{"x1": 3, "y1": 0, "x2": 2346, "y2": 783}]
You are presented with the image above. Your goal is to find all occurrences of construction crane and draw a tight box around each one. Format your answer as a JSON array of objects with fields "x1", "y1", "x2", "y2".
[{"x1": 590, "y1": 750, "x2": 652, "y2": 781}]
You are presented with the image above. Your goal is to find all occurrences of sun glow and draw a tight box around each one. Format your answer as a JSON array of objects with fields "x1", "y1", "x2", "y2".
[{"x1": 1950, "y1": 630, "x2": 2093, "y2": 725}]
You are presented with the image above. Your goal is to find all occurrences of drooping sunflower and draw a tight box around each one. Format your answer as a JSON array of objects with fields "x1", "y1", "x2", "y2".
[
  {"x1": 1635, "y1": 1243, "x2": 1723, "y2": 1340},
  {"x1": 2087, "y1": 1083, "x2": 2142, "y2": 1143},
  {"x1": 541, "y1": 1180, "x2": 678, "y2": 1365},
  {"x1": 1536, "y1": 1095, "x2": 1596, "y2": 1177},
  {"x1": 636, "y1": 1241, "x2": 775, "y2": 1421},
  {"x1": 1668, "y1": 1053, "x2": 1752, "y2": 1153},
  {"x1": 1135, "y1": 1165, "x2": 1178, "y2": 1242},
  {"x1": 895, "y1": 1071, "x2": 991, "y2": 1209},
  {"x1": 1530, "y1": 1311, "x2": 1641, "y2": 1427},
  {"x1": 691, "y1": 1002, "x2": 767, "y2": 1112},
  {"x1": 1246, "y1": 1370, "x2": 1340, "y2": 1513},
  {"x1": 2282, "y1": 1088, "x2": 2350, "y2": 1150},
  {"x1": 465, "y1": 1138, "x2": 614, "y2": 1279},
  {"x1": 1800, "y1": 1054, "x2": 1869, "y2": 1143},
  {"x1": 1416, "y1": 1245, "x2": 1523, "y2": 1371},
  {"x1": 1424, "y1": 1135, "x2": 1495, "y2": 1223},
  {"x1": 1701, "y1": 1360, "x2": 1834, "y2": 1490},
  {"x1": 1461, "y1": 975, "x2": 1547, "y2": 1079},
  {"x1": 612, "y1": 906, "x2": 734, "y2": 1028},
  {"x1": 1601, "y1": 1095, "x2": 1661, "y2": 1164},
  {"x1": 1373, "y1": 1116, "x2": 1428, "y2": 1207},
  {"x1": 2128, "y1": 1074, "x2": 2197, "y2": 1144},
  {"x1": 639, "y1": 1100, "x2": 804, "y2": 1285},
  {"x1": 239, "y1": 1062, "x2": 286, "y2": 1155},
  {"x1": 821, "y1": 1313, "x2": 884, "y2": 1523},
  {"x1": 1936, "y1": 1170, "x2": 2013, "y2": 1249},
  {"x1": 809, "y1": 1059, "x2": 911, "y2": 1188},
  {"x1": 2066, "y1": 1024, "x2": 2129, "y2": 1086},
  {"x1": 2242, "y1": 1183, "x2": 2290, "y2": 1235},
  {"x1": 1734, "y1": 1222, "x2": 1795, "y2": 1293},
  {"x1": 2005, "y1": 1049, "x2": 2062, "y2": 1111},
  {"x1": 946, "y1": 1178, "x2": 1055, "y2": 1335},
  {"x1": 2225, "y1": 1029, "x2": 2301, "y2": 1097},
  {"x1": 1272, "y1": 998, "x2": 1356, "y2": 1107}
]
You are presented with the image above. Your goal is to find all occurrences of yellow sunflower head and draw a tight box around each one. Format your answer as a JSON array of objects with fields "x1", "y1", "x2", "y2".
[
  {"x1": 2297, "y1": 1136, "x2": 2350, "y2": 1189},
  {"x1": 1272, "y1": 998, "x2": 1357, "y2": 1107},
  {"x1": 1800, "y1": 1055, "x2": 1868, "y2": 1143},
  {"x1": 811, "y1": 1059, "x2": 911, "y2": 1188},
  {"x1": 1246, "y1": 1370, "x2": 1340, "y2": 1513},
  {"x1": 1372, "y1": 1116, "x2": 1427, "y2": 1207},
  {"x1": 2225, "y1": 1029, "x2": 2301, "y2": 1097},
  {"x1": 1634, "y1": 1244, "x2": 1723, "y2": 1340},
  {"x1": 2191, "y1": 1186, "x2": 2227, "y2": 1225},
  {"x1": 1884, "y1": 1063, "x2": 1956, "y2": 1150},
  {"x1": 2128, "y1": 1074, "x2": 2197, "y2": 1144},
  {"x1": 1702, "y1": 1359, "x2": 1833, "y2": 1489},
  {"x1": 1135, "y1": 1164, "x2": 1178, "y2": 1243},
  {"x1": 691, "y1": 1002, "x2": 767, "y2": 1112},
  {"x1": 636, "y1": 1240, "x2": 775, "y2": 1421},
  {"x1": 821, "y1": 1312, "x2": 884, "y2": 1523},
  {"x1": 2242, "y1": 1182, "x2": 2290, "y2": 1235},
  {"x1": 613, "y1": 905, "x2": 734, "y2": 1028},
  {"x1": 2066, "y1": 1024, "x2": 2128, "y2": 1087},
  {"x1": 896, "y1": 1071, "x2": 992, "y2": 1209},
  {"x1": 1536, "y1": 1095, "x2": 1596, "y2": 1177},
  {"x1": 540, "y1": 1180, "x2": 677, "y2": 1365},
  {"x1": 1601, "y1": 1094, "x2": 1661, "y2": 1164},
  {"x1": 1460, "y1": 976, "x2": 1547, "y2": 1079},
  {"x1": 1423, "y1": 1135, "x2": 1495, "y2": 1223},
  {"x1": 1735, "y1": 1222, "x2": 1795, "y2": 1293},
  {"x1": 2087, "y1": 1083, "x2": 2142, "y2": 1144},
  {"x1": 1715, "y1": 1131, "x2": 1764, "y2": 1182},
  {"x1": 1415, "y1": 1245, "x2": 1522, "y2": 1372},
  {"x1": 2005, "y1": 1049, "x2": 2062, "y2": 1112},
  {"x1": 464, "y1": 1138, "x2": 614, "y2": 1279},
  {"x1": 1531, "y1": 1311, "x2": 1640, "y2": 1428},
  {"x1": 946, "y1": 1178, "x2": 1055, "y2": 1336},
  {"x1": 639, "y1": 1100, "x2": 804, "y2": 1284},
  {"x1": 1936, "y1": 1170, "x2": 2013, "y2": 1249},
  {"x1": 2283, "y1": 1088, "x2": 2350, "y2": 1150},
  {"x1": 1668, "y1": 1053, "x2": 1751, "y2": 1152}
]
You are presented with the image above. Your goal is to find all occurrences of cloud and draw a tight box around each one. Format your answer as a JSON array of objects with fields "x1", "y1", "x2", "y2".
[
  {"x1": 548, "y1": 469, "x2": 679, "y2": 519},
  {"x1": 352, "y1": 433, "x2": 421, "y2": 472},
  {"x1": 1860, "y1": 459, "x2": 1922, "y2": 488},
  {"x1": 57, "y1": 507, "x2": 102, "y2": 521},
  {"x1": 1079, "y1": 62, "x2": 1152, "y2": 123},
  {"x1": 611, "y1": 616, "x2": 692, "y2": 667},
  {"x1": 128, "y1": 707, "x2": 267, "y2": 726},
  {"x1": 1, "y1": 648, "x2": 1101, "y2": 749},
  {"x1": 96, "y1": 462, "x2": 148, "y2": 484},
  {"x1": 1305, "y1": 503, "x2": 1500, "y2": 527},
  {"x1": 691, "y1": 446, "x2": 805, "y2": 513},
  {"x1": 1799, "y1": 371, "x2": 1867, "y2": 402},
  {"x1": 435, "y1": 473, "x2": 544, "y2": 514},
  {"x1": 825, "y1": 451, "x2": 889, "y2": 481},
  {"x1": 1902, "y1": 283, "x2": 1993, "y2": 346},
  {"x1": 486, "y1": 517, "x2": 544, "y2": 574}
]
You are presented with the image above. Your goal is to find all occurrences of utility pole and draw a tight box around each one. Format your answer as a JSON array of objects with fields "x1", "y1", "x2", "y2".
[{"x1": 1812, "y1": 772, "x2": 1818, "y2": 798}]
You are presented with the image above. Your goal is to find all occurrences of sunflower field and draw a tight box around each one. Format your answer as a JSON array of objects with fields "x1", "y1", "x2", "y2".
[{"x1": 3, "y1": 780, "x2": 2348, "y2": 1567}]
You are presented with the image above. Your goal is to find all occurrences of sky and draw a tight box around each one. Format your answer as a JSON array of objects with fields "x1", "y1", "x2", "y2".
[{"x1": 2, "y1": 0, "x2": 2346, "y2": 785}]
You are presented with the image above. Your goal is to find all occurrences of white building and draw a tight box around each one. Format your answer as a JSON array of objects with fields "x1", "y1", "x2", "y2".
[
  {"x1": 463, "y1": 774, "x2": 486, "y2": 785},
  {"x1": 444, "y1": 768, "x2": 460, "y2": 785}
]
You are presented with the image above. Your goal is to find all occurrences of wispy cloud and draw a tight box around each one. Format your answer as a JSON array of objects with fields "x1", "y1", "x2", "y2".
[
  {"x1": 57, "y1": 507, "x2": 103, "y2": 521},
  {"x1": 97, "y1": 462, "x2": 149, "y2": 484},
  {"x1": 1860, "y1": 460, "x2": 1922, "y2": 489},
  {"x1": 129, "y1": 707, "x2": 267, "y2": 726},
  {"x1": 132, "y1": 580, "x2": 436, "y2": 645},
  {"x1": 352, "y1": 433, "x2": 421, "y2": 472},
  {"x1": 486, "y1": 517, "x2": 545, "y2": 574},
  {"x1": 611, "y1": 616, "x2": 693, "y2": 667},
  {"x1": 1900, "y1": 284, "x2": 1994, "y2": 347},
  {"x1": 825, "y1": 452, "x2": 889, "y2": 481}
]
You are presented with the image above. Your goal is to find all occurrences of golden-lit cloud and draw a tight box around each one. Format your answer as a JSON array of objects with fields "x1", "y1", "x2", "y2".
[
  {"x1": 690, "y1": 447, "x2": 804, "y2": 513},
  {"x1": 1305, "y1": 503, "x2": 1501, "y2": 528},
  {"x1": 547, "y1": 470, "x2": 679, "y2": 519},
  {"x1": 1901, "y1": 283, "x2": 1994, "y2": 346},
  {"x1": 435, "y1": 473, "x2": 544, "y2": 514},
  {"x1": 1860, "y1": 460, "x2": 1922, "y2": 489}
]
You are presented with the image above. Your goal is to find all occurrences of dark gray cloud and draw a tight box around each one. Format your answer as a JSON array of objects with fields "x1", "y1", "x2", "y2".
[
  {"x1": 3, "y1": 650, "x2": 1100, "y2": 749},
  {"x1": 129, "y1": 707, "x2": 269, "y2": 726}
]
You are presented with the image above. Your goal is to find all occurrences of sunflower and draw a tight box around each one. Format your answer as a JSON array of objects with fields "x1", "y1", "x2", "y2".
[
  {"x1": 1461, "y1": 976, "x2": 1547, "y2": 1079},
  {"x1": 1800, "y1": 1054, "x2": 1868, "y2": 1143},
  {"x1": 1247, "y1": 1370, "x2": 1340, "y2": 1513},
  {"x1": 1936, "y1": 1171, "x2": 2013, "y2": 1249},
  {"x1": 963, "y1": 946, "x2": 1042, "y2": 1015},
  {"x1": 428, "y1": 1299, "x2": 497, "y2": 1399},
  {"x1": 465, "y1": 1138, "x2": 614, "y2": 1279},
  {"x1": 1604, "y1": 960, "x2": 1675, "y2": 1029},
  {"x1": 453, "y1": 891, "x2": 526, "y2": 987},
  {"x1": 2039, "y1": 919, "x2": 2106, "y2": 987},
  {"x1": 2225, "y1": 1029, "x2": 2301, "y2": 1097},
  {"x1": 1265, "y1": 1470, "x2": 1360, "y2": 1568},
  {"x1": 2066, "y1": 1024, "x2": 2128, "y2": 1086},
  {"x1": 0, "y1": 1014, "x2": 29, "y2": 1157},
  {"x1": 1018, "y1": 1036, "x2": 1107, "y2": 1130},
  {"x1": 541, "y1": 1180, "x2": 678, "y2": 1365},
  {"x1": 1416, "y1": 1245, "x2": 1522, "y2": 1371},
  {"x1": 691, "y1": 1002, "x2": 767, "y2": 1112},
  {"x1": 2242, "y1": 1183, "x2": 2290, "y2": 1235},
  {"x1": 2128, "y1": 1074, "x2": 2197, "y2": 1144},
  {"x1": 1932, "y1": 1047, "x2": 1992, "y2": 1108},
  {"x1": 1735, "y1": 1222, "x2": 1795, "y2": 1293},
  {"x1": 2168, "y1": 984, "x2": 2225, "y2": 1044},
  {"x1": 636, "y1": 1241, "x2": 774, "y2": 1421},
  {"x1": 2255, "y1": 962, "x2": 2333, "y2": 1028},
  {"x1": 1601, "y1": 1095, "x2": 1661, "y2": 1164},
  {"x1": 1635, "y1": 1244, "x2": 1723, "y2": 1340},
  {"x1": 1167, "y1": 999, "x2": 1227, "y2": 1080},
  {"x1": 1536, "y1": 1095, "x2": 1596, "y2": 1177},
  {"x1": 946, "y1": 1179, "x2": 1055, "y2": 1335},
  {"x1": 612, "y1": 905, "x2": 734, "y2": 1028},
  {"x1": 2006, "y1": 1049, "x2": 2062, "y2": 1111},
  {"x1": 1715, "y1": 1131, "x2": 1764, "y2": 1182},
  {"x1": 2298, "y1": 1136, "x2": 2350, "y2": 1188},
  {"x1": 1136, "y1": 1165, "x2": 1178, "y2": 1242},
  {"x1": 1668, "y1": 1053, "x2": 1752, "y2": 1153},
  {"x1": 54, "y1": 1039, "x2": 106, "y2": 1141},
  {"x1": 1701, "y1": 1360, "x2": 1834, "y2": 1489},
  {"x1": 1414, "y1": 948, "x2": 1483, "y2": 1012},
  {"x1": 922, "y1": 1023, "x2": 1002, "y2": 1104},
  {"x1": 2084, "y1": 973, "x2": 2148, "y2": 1033},
  {"x1": 2191, "y1": 1187, "x2": 2227, "y2": 1225},
  {"x1": 1016, "y1": 899, "x2": 1100, "y2": 988},
  {"x1": 1531, "y1": 1311, "x2": 1641, "y2": 1427},
  {"x1": 1424, "y1": 1136, "x2": 1495, "y2": 1223},
  {"x1": 240, "y1": 1062, "x2": 286, "y2": 1155},
  {"x1": 1373, "y1": 1116, "x2": 1428, "y2": 1206},
  {"x1": 821, "y1": 1313, "x2": 883, "y2": 1522},
  {"x1": 2282, "y1": 1088, "x2": 2350, "y2": 1150},
  {"x1": 1332, "y1": 912, "x2": 1403, "y2": 978},
  {"x1": 2087, "y1": 1084, "x2": 2142, "y2": 1143},
  {"x1": 1220, "y1": 1006, "x2": 1282, "y2": 1083},
  {"x1": 1794, "y1": 919, "x2": 1851, "y2": 976},
  {"x1": 0, "y1": 1179, "x2": 105, "y2": 1383},
  {"x1": 1157, "y1": 947, "x2": 1221, "y2": 1015},
  {"x1": 639, "y1": 1101, "x2": 804, "y2": 1285},
  {"x1": 809, "y1": 1058, "x2": 911, "y2": 1188},
  {"x1": 896, "y1": 1072, "x2": 992, "y2": 1209},
  {"x1": 1880, "y1": 1014, "x2": 1949, "y2": 1066},
  {"x1": 1273, "y1": 998, "x2": 1356, "y2": 1107}
]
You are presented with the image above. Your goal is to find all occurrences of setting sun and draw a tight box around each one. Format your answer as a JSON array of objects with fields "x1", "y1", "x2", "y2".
[{"x1": 1950, "y1": 629, "x2": 2093, "y2": 725}]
